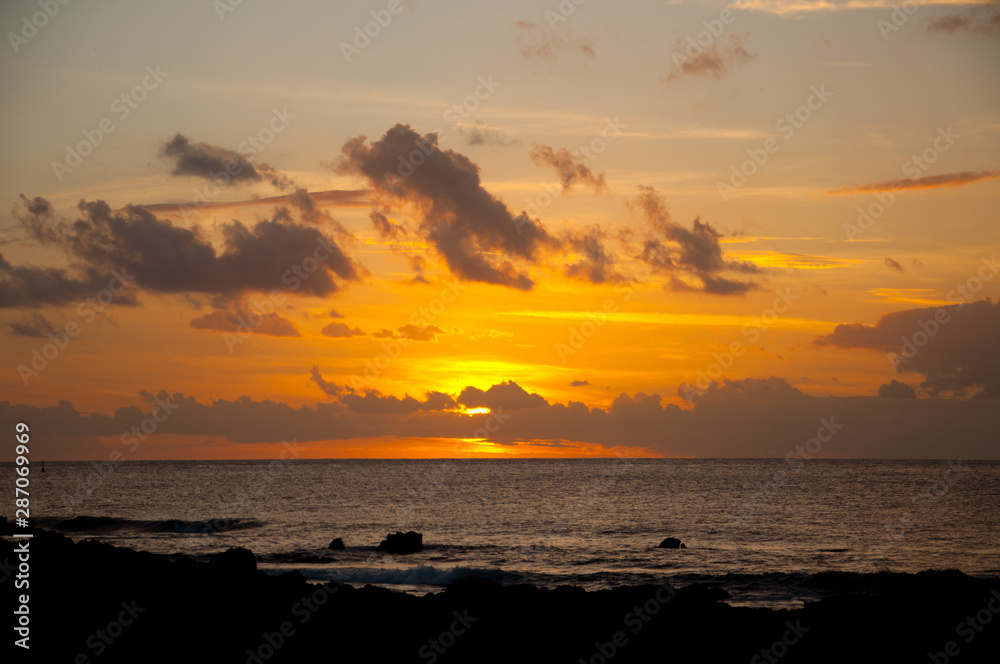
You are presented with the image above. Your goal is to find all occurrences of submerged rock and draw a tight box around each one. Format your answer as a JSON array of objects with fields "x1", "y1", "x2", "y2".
[
  {"x1": 657, "y1": 537, "x2": 686, "y2": 549},
  {"x1": 328, "y1": 537, "x2": 345, "y2": 550},
  {"x1": 377, "y1": 530, "x2": 423, "y2": 554}
]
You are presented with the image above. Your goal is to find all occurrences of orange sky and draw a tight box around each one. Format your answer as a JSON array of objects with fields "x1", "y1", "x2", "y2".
[{"x1": 1, "y1": 1, "x2": 998, "y2": 459}]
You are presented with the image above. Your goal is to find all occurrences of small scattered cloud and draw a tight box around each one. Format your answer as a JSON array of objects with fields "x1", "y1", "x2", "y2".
[
  {"x1": 161, "y1": 134, "x2": 261, "y2": 183},
  {"x1": 190, "y1": 309, "x2": 300, "y2": 337},
  {"x1": 884, "y1": 257, "x2": 905, "y2": 273},
  {"x1": 564, "y1": 225, "x2": 623, "y2": 285},
  {"x1": 667, "y1": 34, "x2": 756, "y2": 82},
  {"x1": 460, "y1": 122, "x2": 520, "y2": 147},
  {"x1": 320, "y1": 321, "x2": 366, "y2": 338},
  {"x1": 515, "y1": 20, "x2": 595, "y2": 67},
  {"x1": 373, "y1": 324, "x2": 445, "y2": 342},
  {"x1": 927, "y1": 7, "x2": 1000, "y2": 36},
  {"x1": 632, "y1": 186, "x2": 762, "y2": 295},
  {"x1": 570, "y1": 379, "x2": 590, "y2": 387},
  {"x1": 529, "y1": 145, "x2": 607, "y2": 193}
]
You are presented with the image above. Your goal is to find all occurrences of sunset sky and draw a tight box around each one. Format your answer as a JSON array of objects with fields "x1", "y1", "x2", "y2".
[{"x1": 1, "y1": 0, "x2": 998, "y2": 460}]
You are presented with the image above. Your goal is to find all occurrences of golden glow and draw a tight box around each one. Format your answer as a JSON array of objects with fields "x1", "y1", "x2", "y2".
[
  {"x1": 731, "y1": 252, "x2": 868, "y2": 270},
  {"x1": 498, "y1": 310, "x2": 834, "y2": 329}
]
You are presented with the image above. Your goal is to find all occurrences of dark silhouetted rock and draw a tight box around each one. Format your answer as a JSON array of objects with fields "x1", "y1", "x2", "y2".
[
  {"x1": 328, "y1": 537, "x2": 345, "y2": 550},
  {"x1": 657, "y1": 537, "x2": 686, "y2": 549},
  {"x1": 377, "y1": 530, "x2": 423, "y2": 554},
  {"x1": 209, "y1": 546, "x2": 257, "y2": 576}
]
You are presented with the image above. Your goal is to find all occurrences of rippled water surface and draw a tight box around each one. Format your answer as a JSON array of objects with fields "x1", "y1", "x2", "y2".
[{"x1": 12, "y1": 459, "x2": 1000, "y2": 607}]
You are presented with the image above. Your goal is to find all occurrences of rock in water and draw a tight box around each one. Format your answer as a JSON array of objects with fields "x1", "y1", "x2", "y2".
[
  {"x1": 657, "y1": 537, "x2": 686, "y2": 549},
  {"x1": 328, "y1": 537, "x2": 345, "y2": 550},
  {"x1": 377, "y1": 531, "x2": 423, "y2": 554}
]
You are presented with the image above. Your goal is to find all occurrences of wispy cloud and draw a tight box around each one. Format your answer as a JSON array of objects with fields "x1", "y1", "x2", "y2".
[{"x1": 828, "y1": 170, "x2": 1000, "y2": 194}]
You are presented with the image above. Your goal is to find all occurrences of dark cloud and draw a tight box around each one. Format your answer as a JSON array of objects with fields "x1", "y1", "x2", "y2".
[
  {"x1": 632, "y1": 186, "x2": 761, "y2": 295},
  {"x1": 17, "y1": 194, "x2": 53, "y2": 217},
  {"x1": 309, "y1": 367, "x2": 456, "y2": 414},
  {"x1": 13, "y1": 198, "x2": 361, "y2": 300},
  {"x1": 303, "y1": 309, "x2": 343, "y2": 320},
  {"x1": 5, "y1": 312, "x2": 57, "y2": 337},
  {"x1": 6, "y1": 377, "x2": 999, "y2": 459},
  {"x1": 570, "y1": 380, "x2": 590, "y2": 387},
  {"x1": 190, "y1": 310, "x2": 300, "y2": 337},
  {"x1": 814, "y1": 298, "x2": 1000, "y2": 398},
  {"x1": 373, "y1": 324, "x2": 444, "y2": 342},
  {"x1": 458, "y1": 380, "x2": 549, "y2": 411},
  {"x1": 338, "y1": 124, "x2": 556, "y2": 290},
  {"x1": 878, "y1": 380, "x2": 917, "y2": 399},
  {"x1": 161, "y1": 134, "x2": 262, "y2": 183},
  {"x1": 461, "y1": 122, "x2": 520, "y2": 147},
  {"x1": 927, "y1": 8, "x2": 1000, "y2": 35},
  {"x1": 0, "y1": 251, "x2": 130, "y2": 309},
  {"x1": 320, "y1": 321, "x2": 366, "y2": 338},
  {"x1": 369, "y1": 209, "x2": 406, "y2": 240},
  {"x1": 667, "y1": 34, "x2": 756, "y2": 82},
  {"x1": 564, "y1": 225, "x2": 622, "y2": 284},
  {"x1": 515, "y1": 20, "x2": 595, "y2": 67},
  {"x1": 884, "y1": 257, "x2": 905, "y2": 273},
  {"x1": 14, "y1": 194, "x2": 62, "y2": 245},
  {"x1": 829, "y1": 170, "x2": 1000, "y2": 194},
  {"x1": 529, "y1": 145, "x2": 607, "y2": 193}
]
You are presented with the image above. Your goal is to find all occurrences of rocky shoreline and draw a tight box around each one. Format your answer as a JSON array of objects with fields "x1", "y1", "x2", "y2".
[{"x1": 3, "y1": 531, "x2": 999, "y2": 663}]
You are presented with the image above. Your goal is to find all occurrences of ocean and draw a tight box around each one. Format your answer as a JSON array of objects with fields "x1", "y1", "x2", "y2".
[{"x1": 14, "y1": 458, "x2": 1000, "y2": 608}]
